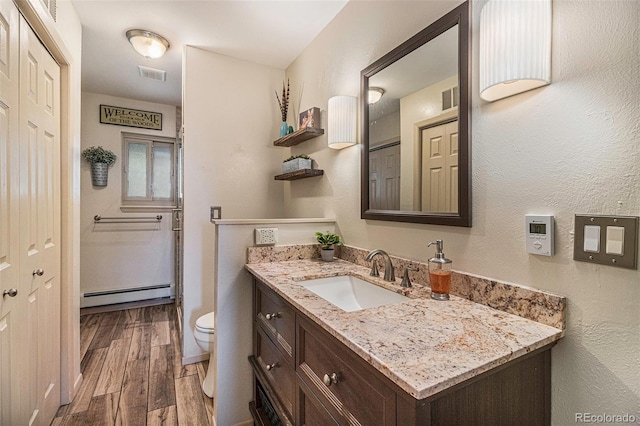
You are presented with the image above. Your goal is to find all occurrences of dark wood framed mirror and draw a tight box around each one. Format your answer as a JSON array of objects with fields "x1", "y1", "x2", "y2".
[{"x1": 361, "y1": 1, "x2": 471, "y2": 227}]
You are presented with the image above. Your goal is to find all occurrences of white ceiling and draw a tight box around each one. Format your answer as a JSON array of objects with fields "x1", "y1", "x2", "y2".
[{"x1": 71, "y1": 0, "x2": 349, "y2": 107}]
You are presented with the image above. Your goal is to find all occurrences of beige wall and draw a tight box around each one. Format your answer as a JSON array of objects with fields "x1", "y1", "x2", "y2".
[
  {"x1": 285, "y1": 0, "x2": 640, "y2": 422},
  {"x1": 182, "y1": 47, "x2": 286, "y2": 360},
  {"x1": 79, "y1": 92, "x2": 177, "y2": 301}
]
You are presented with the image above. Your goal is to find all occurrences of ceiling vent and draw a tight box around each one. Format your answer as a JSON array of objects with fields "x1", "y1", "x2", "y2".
[{"x1": 137, "y1": 65, "x2": 167, "y2": 82}]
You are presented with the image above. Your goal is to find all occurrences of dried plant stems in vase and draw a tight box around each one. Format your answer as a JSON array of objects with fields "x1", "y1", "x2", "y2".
[{"x1": 275, "y1": 79, "x2": 290, "y2": 137}]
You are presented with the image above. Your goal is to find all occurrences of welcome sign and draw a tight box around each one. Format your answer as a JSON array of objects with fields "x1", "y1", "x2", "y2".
[{"x1": 100, "y1": 105, "x2": 163, "y2": 130}]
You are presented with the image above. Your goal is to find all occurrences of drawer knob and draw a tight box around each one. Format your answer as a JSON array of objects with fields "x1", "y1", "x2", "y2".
[
  {"x1": 32, "y1": 269, "x2": 44, "y2": 276},
  {"x1": 265, "y1": 312, "x2": 281, "y2": 320},
  {"x1": 323, "y1": 372, "x2": 339, "y2": 387},
  {"x1": 265, "y1": 362, "x2": 277, "y2": 371},
  {"x1": 3, "y1": 288, "x2": 18, "y2": 298}
]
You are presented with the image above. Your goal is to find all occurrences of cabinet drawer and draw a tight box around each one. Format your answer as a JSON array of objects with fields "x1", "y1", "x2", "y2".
[
  {"x1": 296, "y1": 315, "x2": 397, "y2": 426},
  {"x1": 256, "y1": 280, "x2": 295, "y2": 360},
  {"x1": 256, "y1": 326, "x2": 296, "y2": 422}
]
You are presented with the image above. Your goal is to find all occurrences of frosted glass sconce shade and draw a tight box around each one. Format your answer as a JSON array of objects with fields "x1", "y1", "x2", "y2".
[
  {"x1": 479, "y1": 0, "x2": 551, "y2": 102},
  {"x1": 126, "y1": 29, "x2": 170, "y2": 59},
  {"x1": 328, "y1": 96, "x2": 357, "y2": 149}
]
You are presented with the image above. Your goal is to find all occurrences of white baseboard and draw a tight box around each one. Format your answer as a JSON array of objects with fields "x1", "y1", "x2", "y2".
[
  {"x1": 80, "y1": 283, "x2": 175, "y2": 308},
  {"x1": 182, "y1": 352, "x2": 209, "y2": 365}
]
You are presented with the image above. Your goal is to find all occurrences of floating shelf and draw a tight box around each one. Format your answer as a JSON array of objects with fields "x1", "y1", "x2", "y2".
[
  {"x1": 273, "y1": 127, "x2": 324, "y2": 147},
  {"x1": 274, "y1": 169, "x2": 324, "y2": 181}
]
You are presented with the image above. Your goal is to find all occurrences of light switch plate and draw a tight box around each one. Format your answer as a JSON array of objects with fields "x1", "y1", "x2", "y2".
[{"x1": 574, "y1": 214, "x2": 638, "y2": 269}]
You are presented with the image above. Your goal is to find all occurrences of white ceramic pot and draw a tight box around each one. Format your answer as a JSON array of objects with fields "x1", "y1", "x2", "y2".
[{"x1": 321, "y1": 248, "x2": 334, "y2": 262}]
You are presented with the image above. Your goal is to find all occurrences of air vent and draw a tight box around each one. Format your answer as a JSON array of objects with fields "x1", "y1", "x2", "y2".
[
  {"x1": 138, "y1": 65, "x2": 167, "y2": 82},
  {"x1": 441, "y1": 86, "x2": 459, "y2": 111}
]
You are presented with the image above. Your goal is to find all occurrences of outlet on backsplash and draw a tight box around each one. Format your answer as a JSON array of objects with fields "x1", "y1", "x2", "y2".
[{"x1": 255, "y1": 228, "x2": 278, "y2": 246}]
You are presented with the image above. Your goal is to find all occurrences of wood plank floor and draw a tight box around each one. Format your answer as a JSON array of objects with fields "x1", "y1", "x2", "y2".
[{"x1": 52, "y1": 303, "x2": 213, "y2": 426}]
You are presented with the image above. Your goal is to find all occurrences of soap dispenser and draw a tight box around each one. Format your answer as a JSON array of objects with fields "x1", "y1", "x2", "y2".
[{"x1": 427, "y1": 240, "x2": 452, "y2": 300}]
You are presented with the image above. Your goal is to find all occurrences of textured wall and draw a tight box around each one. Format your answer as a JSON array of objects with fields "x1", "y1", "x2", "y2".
[
  {"x1": 182, "y1": 48, "x2": 286, "y2": 359},
  {"x1": 284, "y1": 0, "x2": 640, "y2": 422}
]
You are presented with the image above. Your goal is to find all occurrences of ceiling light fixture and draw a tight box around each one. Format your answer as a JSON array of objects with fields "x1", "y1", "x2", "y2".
[
  {"x1": 368, "y1": 87, "x2": 385, "y2": 104},
  {"x1": 126, "y1": 29, "x2": 170, "y2": 59}
]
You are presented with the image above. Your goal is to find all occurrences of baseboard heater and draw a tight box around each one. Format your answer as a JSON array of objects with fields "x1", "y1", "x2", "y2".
[{"x1": 81, "y1": 283, "x2": 175, "y2": 308}]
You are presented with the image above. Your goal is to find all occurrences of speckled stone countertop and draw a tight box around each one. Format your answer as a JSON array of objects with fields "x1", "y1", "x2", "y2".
[{"x1": 245, "y1": 258, "x2": 564, "y2": 400}]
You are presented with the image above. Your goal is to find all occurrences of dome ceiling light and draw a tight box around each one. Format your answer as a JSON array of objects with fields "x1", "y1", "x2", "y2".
[{"x1": 126, "y1": 29, "x2": 170, "y2": 59}]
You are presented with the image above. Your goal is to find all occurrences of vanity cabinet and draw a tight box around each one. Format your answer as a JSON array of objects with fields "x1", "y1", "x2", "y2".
[
  {"x1": 250, "y1": 278, "x2": 553, "y2": 426},
  {"x1": 296, "y1": 314, "x2": 397, "y2": 425}
]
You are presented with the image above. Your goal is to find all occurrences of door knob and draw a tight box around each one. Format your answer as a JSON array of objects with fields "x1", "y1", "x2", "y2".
[
  {"x1": 3, "y1": 289, "x2": 18, "y2": 298},
  {"x1": 32, "y1": 269, "x2": 44, "y2": 276},
  {"x1": 265, "y1": 312, "x2": 281, "y2": 320}
]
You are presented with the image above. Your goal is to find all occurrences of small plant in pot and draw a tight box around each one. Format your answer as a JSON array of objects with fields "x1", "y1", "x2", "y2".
[
  {"x1": 82, "y1": 146, "x2": 117, "y2": 187},
  {"x1": 315, "y1": 231, "x2": 343, "y2": 262}
]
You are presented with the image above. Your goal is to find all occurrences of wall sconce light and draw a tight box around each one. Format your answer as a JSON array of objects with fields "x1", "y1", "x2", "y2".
[
  {"x1": 479, "y1": 0, "x2": 551, "y2": 102},
  {"x1": 126, "y1": 29, "x2": 171, "y2": 59},
  {"x1": 328, "y1": 96, "x2": 357, "y2": 150},
  {"x1": 368, "y1": 87, "x2": 385, "y2": 104}
]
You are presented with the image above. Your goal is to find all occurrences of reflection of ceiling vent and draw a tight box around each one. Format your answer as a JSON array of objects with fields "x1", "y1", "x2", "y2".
[
  {"x1": 442, "y1": 86, "x2": 459, "y2": 111},
  {"x1": 138, "y1": 65, "x2": 167, "y2": 82}
]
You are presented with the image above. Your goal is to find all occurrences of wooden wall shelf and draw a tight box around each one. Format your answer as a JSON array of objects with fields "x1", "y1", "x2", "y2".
[
  {"x1": 273, "y1": 127, "x2": 324, "y2": 147},
  {"x1": 274, "y1": 169, "x2": 324, "y2": 181}
]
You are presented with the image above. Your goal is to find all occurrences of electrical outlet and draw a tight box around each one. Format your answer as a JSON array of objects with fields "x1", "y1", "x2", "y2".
[{"x1": 255, "y1": 228, "x2": 278, "y2": 246}]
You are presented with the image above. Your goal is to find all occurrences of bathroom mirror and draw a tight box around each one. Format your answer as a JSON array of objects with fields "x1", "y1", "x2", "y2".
[{"x1": 361, "y1": 1, "x2": 471, "y2": 226}]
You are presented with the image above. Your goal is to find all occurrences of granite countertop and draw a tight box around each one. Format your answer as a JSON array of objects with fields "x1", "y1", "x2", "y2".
[{"x1": 245, "y1": 258, "x2": 564, "y2": 400}]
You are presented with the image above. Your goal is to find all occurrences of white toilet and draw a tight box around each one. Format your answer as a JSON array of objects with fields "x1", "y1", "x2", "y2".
[{"x1": 193, "y1": 311, "x2": 215, "y2": 398}]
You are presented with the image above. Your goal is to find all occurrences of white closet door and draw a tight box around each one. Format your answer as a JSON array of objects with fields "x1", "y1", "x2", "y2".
[
  {"x1": 0, "y1": 1, "x2": 22, "y2": 424},
  {"x1": 19, "y1": 15, "x2": 61, "y2": 426}
]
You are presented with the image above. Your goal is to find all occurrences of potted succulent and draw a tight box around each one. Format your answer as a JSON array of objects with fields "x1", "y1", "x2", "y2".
[
  {"x1": 283, "y1": 154, "x2": 313, "y2": 174},
  {"x1": 315, "y1": 231, "x2": 343, "y2": 262},
  {"x1": 82, "y1": 146, "x2": 117, "y2": 187}
]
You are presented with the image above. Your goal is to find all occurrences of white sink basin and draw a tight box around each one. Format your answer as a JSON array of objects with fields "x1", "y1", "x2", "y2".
[{"x1": 297, "y1": 275, "x2": 410, "y2": 312}]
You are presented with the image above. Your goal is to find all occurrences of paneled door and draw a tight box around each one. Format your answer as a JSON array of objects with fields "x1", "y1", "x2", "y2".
[
  {"x1": 369, "y1": 143, "x2": 401, "y2": 210},
  {"x1": 0, "y1": 1, "x2": 22, "y2": 424},
  {"x1": 421, "y1": 120, "x2": 458, "y2": 213},
  {"x1": 20, "y1": 13, "x2": 61, "y2": 426}
]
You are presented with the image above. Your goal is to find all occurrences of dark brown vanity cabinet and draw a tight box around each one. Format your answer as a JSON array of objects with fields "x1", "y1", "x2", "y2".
[{"x1": 250, "y1": 278, "x2": 554, "y2": 426}]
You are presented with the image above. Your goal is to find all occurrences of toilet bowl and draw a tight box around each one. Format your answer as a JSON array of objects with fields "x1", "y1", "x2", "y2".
[{"x1": 193, "y1": 311, "x2": 215, "y2": 398}]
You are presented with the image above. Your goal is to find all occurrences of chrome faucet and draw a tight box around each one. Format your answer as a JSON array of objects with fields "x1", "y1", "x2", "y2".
[{"x1": 365, "y1": 249, "x2": 395, "y2": 282}]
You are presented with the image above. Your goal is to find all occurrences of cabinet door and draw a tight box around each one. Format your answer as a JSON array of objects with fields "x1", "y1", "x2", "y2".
[
  {"x1": 296, "y1": 315, "x2": 397, "y2": 426},
  {"x1": 296, "y1": 380, "x2": 339, "y2": 426}
]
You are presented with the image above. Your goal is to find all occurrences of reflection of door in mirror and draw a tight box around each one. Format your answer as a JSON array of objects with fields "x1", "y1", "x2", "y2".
[
  {"x1": 421, "y1": 120, "x2": 458, "y2": 212},
  {"x1": 369, "y1": 143, "x2": 400, "y2": 210}
]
